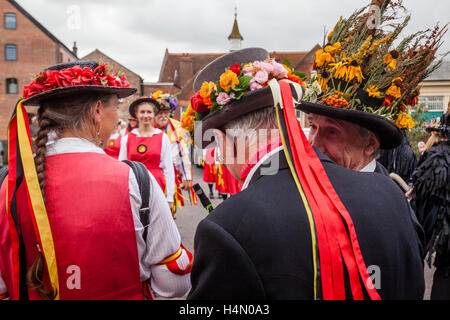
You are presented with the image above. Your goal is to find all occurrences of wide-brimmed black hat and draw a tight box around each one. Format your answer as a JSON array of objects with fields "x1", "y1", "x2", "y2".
[
  {"x1": 22, "y1": 60, "x2": 137, "y2": 106},
  {"x1": 128, "y1": 97, "x2": 161, "y2": 118},
  {"x1": 192, "y1": 47, "x2": 304, "y2": 149},
  {"x1": 297, "y1": 100, "x2": 402, "y2": 149}
]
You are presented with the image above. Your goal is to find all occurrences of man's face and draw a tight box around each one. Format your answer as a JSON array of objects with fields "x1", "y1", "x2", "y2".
[
  {"x1": 155, "y1": 110, "x2": 171, "y2": 127},
  {"x1": 308, "y1": 113, "x2": 379, "y2": 170}
]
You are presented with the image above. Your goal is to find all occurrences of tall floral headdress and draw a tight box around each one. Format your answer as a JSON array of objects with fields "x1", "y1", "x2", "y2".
[{"x1": 300, "y1": 1, "x2": 448, "y2": 148}]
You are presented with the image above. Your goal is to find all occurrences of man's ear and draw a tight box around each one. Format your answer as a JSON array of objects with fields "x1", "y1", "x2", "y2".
[
  {"x1": 213, "y1": 129, "x2": 235, "y2": 164},
  {"x1": 364, "y1": 132, "x2": 380, "y2": 157}
]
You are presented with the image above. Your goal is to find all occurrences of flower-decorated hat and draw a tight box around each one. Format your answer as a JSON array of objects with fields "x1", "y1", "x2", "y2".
[
  {"x1": 149, "y1": 90, "x2": 179, "y2": 112},
  {"x1": 181, "y1": 47, "x2": 306, "y2": 148},
  {"x1": 22, "y1": 60, "x2": 136, "y2": 105},
  {"x1": 299, "y1": 2, "x2": 448, "y2": 149}
]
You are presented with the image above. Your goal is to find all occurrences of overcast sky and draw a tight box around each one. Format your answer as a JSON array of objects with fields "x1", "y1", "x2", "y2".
[{"x1": 16, "y1": 0, "x2": 450, "y2": 82}]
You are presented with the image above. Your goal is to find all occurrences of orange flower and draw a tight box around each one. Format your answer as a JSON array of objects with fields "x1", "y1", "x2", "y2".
[
  {"x1": 322, "y1": 92, "x2": 348, "y2": 108},
  {"x1": 219, "y1": 70, "x2": 239, "y2": 92},
  {"x1": 287, "y1": 73, "x2": 306, "y2": 88},
  {"x1": 199, "y1": 81, "x2": 215, "y2": 98}
]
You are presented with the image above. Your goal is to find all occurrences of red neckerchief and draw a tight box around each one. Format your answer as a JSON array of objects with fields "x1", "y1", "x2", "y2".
[{"x1": 239, "y1": 136, "x2": 283, "y2": 183}]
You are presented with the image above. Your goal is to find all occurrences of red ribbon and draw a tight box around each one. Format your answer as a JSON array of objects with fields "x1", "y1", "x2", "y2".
[{"x1": 278, "y1": 81, "x2": 381, "y2": 300}]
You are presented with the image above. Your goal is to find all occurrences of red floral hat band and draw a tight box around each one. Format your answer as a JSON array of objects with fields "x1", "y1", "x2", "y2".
[{"x1": 22, "y1": 60, "x2": 134, "y2": 104}]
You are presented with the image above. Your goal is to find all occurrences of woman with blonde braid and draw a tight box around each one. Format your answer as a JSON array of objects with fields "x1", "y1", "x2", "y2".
[{"x1": 0, "y1": 61, "x2": 192, "y2": 300}]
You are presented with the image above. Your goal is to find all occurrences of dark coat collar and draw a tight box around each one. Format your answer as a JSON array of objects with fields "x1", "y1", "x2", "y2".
[{"x1": 247, "y1": 146, "x2": 334, "y2": 186}]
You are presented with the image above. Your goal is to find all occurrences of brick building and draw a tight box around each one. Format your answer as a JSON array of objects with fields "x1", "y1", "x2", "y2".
[
  {"x1": 81, "y1": 49, "x2": 144, "y2": 120},
  {"x1": 0, "y1": 0, "x2": 77, "y2": 140}
]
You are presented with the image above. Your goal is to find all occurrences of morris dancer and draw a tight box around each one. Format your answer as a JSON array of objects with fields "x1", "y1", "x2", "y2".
[{"x1": 0, "y1": 60, "x2": 192, "y2": 300}]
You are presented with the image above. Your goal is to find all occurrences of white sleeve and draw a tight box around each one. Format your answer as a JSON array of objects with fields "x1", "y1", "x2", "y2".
[
  {"x1": 128, "y1": 168, "x2": 191, "y2": 298},
  {"x1": 0, "y1": 272, "x2": 9, "y2": 300},
  {"x1": 118, "y1": 133, "x2": 129, "y2": 161},
  {"x1": 171, "y1": 142, "x2": 192, "y2": 181},
  {"x1": 160, "y1": 134, "x2": 175, "y2": 201}
]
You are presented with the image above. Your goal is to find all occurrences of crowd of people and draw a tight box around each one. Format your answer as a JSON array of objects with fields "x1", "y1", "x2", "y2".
[{"x1": 0, "y1": 1, "x2": 448, "y2": 300}]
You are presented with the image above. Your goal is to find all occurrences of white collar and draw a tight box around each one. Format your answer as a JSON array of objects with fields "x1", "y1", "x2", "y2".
[
  {"x1": 131, "y1": 128, "x2": 162, "y2": 137},
  {"x1": 359, "y1": 158, "x2": 377, "y2": 172},
  {"x1": 240, "y1": 146, "x2": 284, "y2": 191},
  {"x1": 46, "y1": 137, "x2": 105, "y2": 156}
]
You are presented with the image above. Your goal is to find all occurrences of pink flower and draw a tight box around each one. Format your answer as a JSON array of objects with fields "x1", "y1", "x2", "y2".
[
  {"x1": 271, "y1": 61, "x2": 288, "y2": 78},
  {"x1": 216, "y1": 92, "x2": 231, "y2": 105},
  {"x1": 259, "y1": 61, "x2": 274, "y2": 74},
  {"x1": 249, "y1": 79, "x2": 263, "y2": 91},
  {"x1": 254, "y1": 70, "x2": 269, "y2": 84}
]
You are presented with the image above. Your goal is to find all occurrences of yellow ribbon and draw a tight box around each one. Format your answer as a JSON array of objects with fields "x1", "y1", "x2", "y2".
[
  {"x1": 268, "y1": 79, "x2": 318, "y2": 300},
  {"x1": 16, "y1": 100, "x2": 60, "y2": 299},
  {"x1": 157, "y1": 247, "x2": 182, "y2": 265}
]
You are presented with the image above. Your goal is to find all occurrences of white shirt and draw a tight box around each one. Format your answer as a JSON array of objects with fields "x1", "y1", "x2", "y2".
[
  {"x1": 359, "y1": 159, "x2": 377, "y2": 173},
  {"x1": 164, "y1": 128, "x2": 192, "y2": 181},
  {"x1": 0, "y1": 137, "x2": 190, "y2": 299},
  {"x1": 118, "y1": 128, "x2": 175, "y2": 202}
]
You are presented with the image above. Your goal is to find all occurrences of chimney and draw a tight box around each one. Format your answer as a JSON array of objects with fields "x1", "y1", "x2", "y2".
[{"x1": 72, "y1": 41, "x2": 78, "y2": 57}]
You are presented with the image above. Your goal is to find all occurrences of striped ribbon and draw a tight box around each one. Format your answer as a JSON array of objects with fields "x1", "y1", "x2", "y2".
[
  {"x1": 7, "y1": 99, "x2": 60, "y2": 299},
  {"x1": 269, "y1": 80, "x2": 381, "y2": 300}
]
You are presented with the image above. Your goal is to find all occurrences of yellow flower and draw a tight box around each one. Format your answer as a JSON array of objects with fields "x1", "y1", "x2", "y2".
[
  {"x1": 315, "y1": 49, "x2": 335, "y2": 68},
  {"x1": 395, "y1": 113, "x2": 415, "y2": 130},
  {"x1": 346, "y1": 63, "x2": 364, "y2": 83},
  {"x1": 152, "y1": 90, "x2": 163, "y2": 99},
  {"x1": 386, "y1": 77, "x2": 402, "y2": 98},
  {"x1": 199, "y1": 81, "x2": 215, "y2": 98},
  {"x1": 219, "y1": 70, "x2": 239, "y2": 92},
  {"x1": 324, "y1": 42, "x2": 341, "y2": 56},
  {"x1": 383, "y1": 53, "x2": 397, "y2": 71},
  {"x1": 366, "y1": 85, "x2": 381, "y2": 98},
  {"x1": 181, "y1": 104, "x2": 195, "y2": 132}
]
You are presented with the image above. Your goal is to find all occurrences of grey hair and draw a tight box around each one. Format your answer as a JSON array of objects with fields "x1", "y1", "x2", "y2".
[{"x1": 221, "y1": 107, "x2": 278, "y2": 147}]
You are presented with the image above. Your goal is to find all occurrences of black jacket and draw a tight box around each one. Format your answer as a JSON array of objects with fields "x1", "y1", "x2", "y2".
[{"x1": 188, "y1": 148, "x2": 424, "y2": 300}]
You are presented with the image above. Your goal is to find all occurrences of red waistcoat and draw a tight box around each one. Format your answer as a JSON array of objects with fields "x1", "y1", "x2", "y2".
[
  {"x1": 0, "y1": 152, "x2": 145, "y2": 300},
  {"x1": 126, "y1": 132, "x2": 166, "y2": 193}
]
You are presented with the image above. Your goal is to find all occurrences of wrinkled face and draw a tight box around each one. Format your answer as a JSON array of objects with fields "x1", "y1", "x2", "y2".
[
  {"x1": 308, "y1": 113, "x2": 378, "y2": 170},
  {"x1": 99, "y1": 95, "x2": 119, "y2": 147},
  {"x1": 155, "y1": 110, "x2": 171, "y2": 127},
  {"x1": 136, "y1": 103, "x2": 156, "y2": 126}
]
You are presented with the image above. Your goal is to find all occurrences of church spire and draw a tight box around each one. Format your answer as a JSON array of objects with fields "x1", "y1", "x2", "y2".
[{"x1": 228, "y1": 7, "x2": 243, "y2": 51}]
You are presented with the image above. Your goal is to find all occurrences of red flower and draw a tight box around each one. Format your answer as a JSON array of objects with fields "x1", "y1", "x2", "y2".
[
  {"x1": 383, "y1": 96, "x2": 392, "y2": 107},
  {"x1": 229, "y1": 63, "x2": 241, "y2": 76},
  {"x1": 191, "y1": 91, "x2": 210, "y2": 113}
]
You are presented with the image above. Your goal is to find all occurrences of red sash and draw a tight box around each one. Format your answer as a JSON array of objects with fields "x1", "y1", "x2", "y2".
[{"x1": 126, "y1": 132, "x2": 166, "y2": 193}]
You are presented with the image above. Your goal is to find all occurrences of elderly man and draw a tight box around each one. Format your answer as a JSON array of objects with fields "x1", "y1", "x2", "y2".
[
  {"x1": 307, "y1": 113, "x2": 387, "y2": 173},
  {"x1": 152, "y1": 93, "x2": 197, "y2": 217},
  {"x1": 182, "y1": 47, "x2": 424, "y2": 300}
]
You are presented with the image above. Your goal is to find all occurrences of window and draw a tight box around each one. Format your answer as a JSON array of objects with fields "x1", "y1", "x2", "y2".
[
  {"x1": 5, "y1": 13, "x2": 16, "y2": 29},
  {"x1": 6, "y1": 78, "x2": 18, "y2": 94},
  {"x1": 418, "y1": 96, "x2": 444, "y2": 112},
  {"x1": 5, "y1": 44, "x2": 17, "y2": 60}
]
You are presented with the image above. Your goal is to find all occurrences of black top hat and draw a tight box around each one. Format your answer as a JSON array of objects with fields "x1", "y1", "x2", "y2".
[
  {"x1": 22, "y1": 60, "x2": 137, "y2": 106},
  {"x1": 297, "y1": 100, "x2": 402, "y2": 149},
  {"x1": 128, "y1": 97, "x2": 161, "y2": 118},
  {"x1": 190, "y1": 48, "x2": 304, "y2": 149}
]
